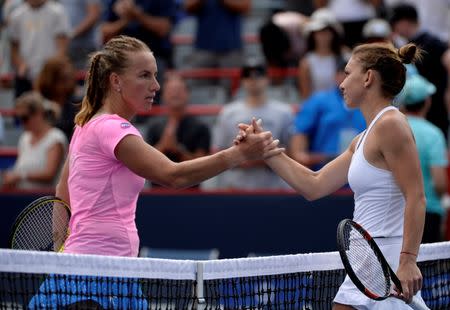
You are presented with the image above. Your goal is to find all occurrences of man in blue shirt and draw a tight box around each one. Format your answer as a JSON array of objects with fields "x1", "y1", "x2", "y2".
[
  {"x1": 290, "y1": 58, "x2": 366, "y2": 169},
  {"x1": 398, "y1": 73, "x2": 448, "y2": 243},
  {"x1": 184, "y1": 0, "x2": 250, "y2": 69}
]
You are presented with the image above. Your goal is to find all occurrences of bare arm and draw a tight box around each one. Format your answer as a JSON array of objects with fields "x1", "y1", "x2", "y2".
[
  {"x1": 313, "y1": 0, "x2": 328, "y2": 8},
  {"x1": 101, "y1": 18, "x2": 129, "y2": 43},
  {"x1": 184, "y1": 0, "x2": 205, "y2": 14},
  {"x1": 71, "y1": 2, "x2": 102, "y2": 39},
  {"x1": 298, "y1": 58, "x2": 312, "y2": 99},
  {"x1": 431, "y1": 166, "x2": 448, "y2": 196},
  {"x1": 265, "y1": 148, "x2": 353, "y2": 200},
  {"x1": 115, "y1": 130, "x2": 277, "y2": 189},
  {"x1": 377, "y1": 113, "x2": 425, "y2": 302},
  {"x1": 10, "y1": 41, "x2": 27, "y2": 77},
  {"x1": 131, "y1": 7, "x2": 172, "y2": 38},
  {"x1": 221, "y1": 0, "x2": 251, "y2": 14},
  {"x1": 289, "y1": 134, "x2": 310, "y2": 165},
  {"x1": 54, "y1": 34, "x2": 69, "y2": 57},
  {"x1": 55, "y1": 156, "x2": 70, "y2": 203},
  {"x1": 26, "y1": 143, "x2": 66, "y2": 183}
]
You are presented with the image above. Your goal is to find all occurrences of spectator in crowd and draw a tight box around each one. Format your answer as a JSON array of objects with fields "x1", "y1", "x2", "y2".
[
  {"x1": 290, "y1": 57, "x2": 365, "y2": 169},
  {"x1": 398, "y1": 73, "x2": 448, "y2": 243},
  {"x1": 8, "y1": 0, "x2": 70, "y2": 97},
  {"x1": 362, "y1": 17, "x2": 392, "y2": 43},
  {"x1": 102, "y1": 0, "x2": 176, "y2": 80},
  {"x1": 260, "y1": 11, "x2": 309, "y2": 69},
  {"x1": 34, "y1": 56, "x2": 79, "y2": 140},
  {"x1": 2, "y1": 91, "x2": 67, "y2": 189},
  {"x1": 60, "y1": 0, "x2": 102, "y2": 70},
  {"x1": 314, "y1": 0, "x2": 382, "y2": 48},
  {"x1": 384, "y1": 0, "x2": 450, "y2": 43},
  {"x1": 389, "y1": 3, "x2": 449, "y2": 138},
  {"x1": 212, "y1": 62, "x2": 293, "y2": 190},
  {"x1": 184, "y1": 0, "x2": 251, "y2": 69},
  {"x1": 146, "y1": 74, "x2": 211, "y2": 186},
  {"x1": 298, "y1": 8, "x2": 347, "y2": 100}
]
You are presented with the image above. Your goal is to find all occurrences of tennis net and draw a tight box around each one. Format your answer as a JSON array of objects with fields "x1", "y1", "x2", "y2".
[{"x1": 0, "y1": 242, "x2": 449, "y2": 309}]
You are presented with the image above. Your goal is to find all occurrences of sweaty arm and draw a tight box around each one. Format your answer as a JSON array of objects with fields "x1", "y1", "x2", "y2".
[{"x1": 376, "y1": 113, "x2": 425, "y2": 302}]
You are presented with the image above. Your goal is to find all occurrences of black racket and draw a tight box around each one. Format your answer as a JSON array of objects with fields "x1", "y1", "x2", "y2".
[
  {"x1": 9, "y1": 196, "x2": 70, "y2": 252},
  {"x1": 337, "y1": 219, "x2": 429, "y2": 310}
]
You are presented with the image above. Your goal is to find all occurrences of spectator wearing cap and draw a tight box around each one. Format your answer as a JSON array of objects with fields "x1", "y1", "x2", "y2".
[
  {"x1": 398, "y1": 73, "x2": 448, "y2": 243},
  {"x1": 2, "y1": 91, "x2": 67, "y2": 189},
  {"x1": 211, "y1": 62, "x2": 293, "y2": 190},
  {"x1": 362, "y1": 18, "x2": 392, "y2": 43},
  {"x1": 290, "y1": 58, "x2": 365, "y2": 170},
  {"x1": 389, "y1": 3, "x2": 449, "y2": 139},
  {"x1": 298, "y1": 8, "x2": 347, "y2": 100},
  {"x1": 314, "y1": 0, "x2": 383, "y2": 48}
]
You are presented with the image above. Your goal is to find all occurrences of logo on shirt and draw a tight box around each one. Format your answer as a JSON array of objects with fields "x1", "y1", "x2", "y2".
[{"x1": 121, "y1": 122, "x2": 131, "y2": 129}]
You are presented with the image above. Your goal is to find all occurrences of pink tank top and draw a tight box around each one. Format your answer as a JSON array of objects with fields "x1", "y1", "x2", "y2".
[{"x1": 64, "y1": 114, "x2": 145, "y2": 257}]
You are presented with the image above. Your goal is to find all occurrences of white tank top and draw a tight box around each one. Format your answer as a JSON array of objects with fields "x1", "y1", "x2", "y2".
[{"x1": 348, "y1": 106, "x2": 405, "y2": 237}]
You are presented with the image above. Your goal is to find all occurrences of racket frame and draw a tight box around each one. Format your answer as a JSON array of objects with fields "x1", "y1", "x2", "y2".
[
  {"x1": 337, "y1": 218, "x2": 403, "y2": 300},
  {"x1": 9, "y1": 195, "x2": 71, "y2": 251}
]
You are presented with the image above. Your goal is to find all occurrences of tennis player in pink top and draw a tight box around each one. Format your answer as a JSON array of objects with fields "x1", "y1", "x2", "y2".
[{"x1": 55, "y1": 35, "x2": 283, "y2": 257}]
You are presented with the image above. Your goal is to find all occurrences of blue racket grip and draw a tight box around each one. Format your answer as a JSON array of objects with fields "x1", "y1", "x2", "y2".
[{"x1": 408, "y1": 296, "x2": 430, "y2": 310}]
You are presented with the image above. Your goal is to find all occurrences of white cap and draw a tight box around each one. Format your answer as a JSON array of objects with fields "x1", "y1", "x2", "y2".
[
  {"x1": 303, "y1": 8, "x2": 343, "y2": 37},
  {"x1": 362, "y1": 18, "x2": 392, "y2": 39}
]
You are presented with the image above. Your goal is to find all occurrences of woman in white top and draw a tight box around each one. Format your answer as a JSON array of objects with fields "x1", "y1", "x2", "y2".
[
  {"x1": 298, "y1": 8, "x2": 346, "y2": 100},
  {"x1": 238, "y1": 42, "x2": 426, "y2": 309},
  {"x1": 2, "y1": 91, "x2": 67, "y2": 189}
]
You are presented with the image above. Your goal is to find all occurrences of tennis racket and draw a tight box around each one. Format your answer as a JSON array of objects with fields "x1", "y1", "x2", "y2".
[
  {"x1": 9, "y1": 196, "x2": 70, "y2": 252},
  {"x1": 336, "y1": 219, "x2": 429, "y2": 310}
]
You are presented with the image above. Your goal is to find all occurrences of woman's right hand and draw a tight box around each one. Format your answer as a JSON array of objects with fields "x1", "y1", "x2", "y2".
[{"x1": 234, "y1": 118, "x2": 285, "y2": 161}]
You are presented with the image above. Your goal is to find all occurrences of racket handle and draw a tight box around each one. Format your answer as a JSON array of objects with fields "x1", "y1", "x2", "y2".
[{"x1": 408, "y1": 296, "x2": 430, "y2": 310}]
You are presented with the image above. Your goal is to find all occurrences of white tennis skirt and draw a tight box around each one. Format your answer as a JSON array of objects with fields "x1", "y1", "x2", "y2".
[{"x1": 333, "y1": 237, "x2": 425, "y2": 310}]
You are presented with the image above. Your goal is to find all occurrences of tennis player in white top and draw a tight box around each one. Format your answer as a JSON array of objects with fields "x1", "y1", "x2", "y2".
[{"x1": 237, "y1": 42, "x2": 426, "y2": 309}]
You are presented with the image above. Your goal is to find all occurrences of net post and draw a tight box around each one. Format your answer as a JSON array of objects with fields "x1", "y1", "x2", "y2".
[{"x1": 196, "y1": 261, "x2": 206, "y2": 309}]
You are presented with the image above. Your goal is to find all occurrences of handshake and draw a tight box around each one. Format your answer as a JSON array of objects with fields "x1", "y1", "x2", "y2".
[{"x1": 230, "y1": 118, "x2": 285, "y2": 163}]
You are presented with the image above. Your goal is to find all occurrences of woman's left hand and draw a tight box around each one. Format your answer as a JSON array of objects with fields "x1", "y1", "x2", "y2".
[{"x1": 395, "y1": 254, "x2": 423, "y2": 303}]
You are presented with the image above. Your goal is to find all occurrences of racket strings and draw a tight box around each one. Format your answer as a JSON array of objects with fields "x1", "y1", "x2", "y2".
[
  {"x1": 343, "y1": 224, "x2": 391, "y2": 297},
  {"x1": 12, "y1": 200, "x2": 70, "y2": 251}
]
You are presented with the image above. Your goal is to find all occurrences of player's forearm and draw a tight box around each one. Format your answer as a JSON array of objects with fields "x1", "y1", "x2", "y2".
[
  {"x1": 401, "y1": 195, "x2": 426, "y2": 260},
  {"x1": 265, "y1": 153, "x2": 319, "y2": 200},
  {"x1": 167, "y1": 146, "x2": 245, "y2": 189}
]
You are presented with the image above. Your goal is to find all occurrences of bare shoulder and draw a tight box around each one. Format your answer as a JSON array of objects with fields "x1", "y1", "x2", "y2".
[{"x1": 374, "y1": 109, "x2": 414, "y2": 148}]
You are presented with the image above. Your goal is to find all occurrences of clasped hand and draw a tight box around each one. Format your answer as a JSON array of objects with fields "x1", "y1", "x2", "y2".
[{"x1": 233, "y1": 118, "x2": 285, "y2": 160}]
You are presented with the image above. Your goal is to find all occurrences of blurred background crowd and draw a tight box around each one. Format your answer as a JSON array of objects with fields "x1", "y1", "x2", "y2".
[{"x1": 0, "y1": 0, "x2": 449, "y2": 242}]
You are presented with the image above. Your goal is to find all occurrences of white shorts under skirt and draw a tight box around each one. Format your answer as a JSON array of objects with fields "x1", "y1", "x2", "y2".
[{"x1": 333, "y1": 237, "x2": 425, "y2": 310}]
